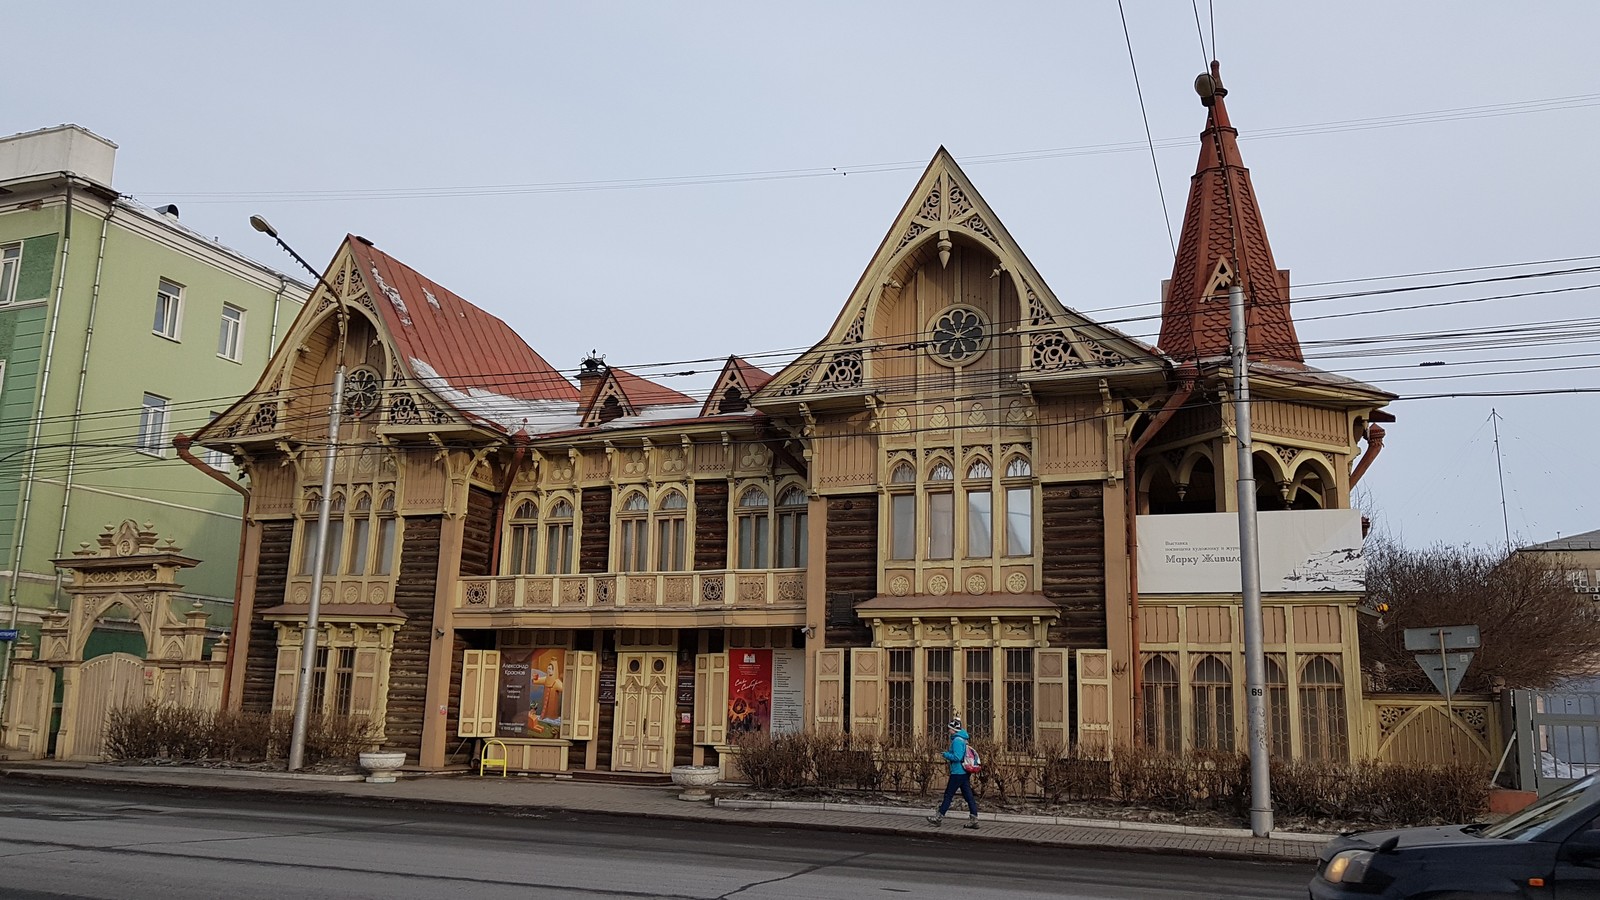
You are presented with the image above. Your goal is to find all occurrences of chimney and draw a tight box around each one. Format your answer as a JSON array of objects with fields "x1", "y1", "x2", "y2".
[{"x1": 576, "y1": 352, "x2": 608, "y2": 410}]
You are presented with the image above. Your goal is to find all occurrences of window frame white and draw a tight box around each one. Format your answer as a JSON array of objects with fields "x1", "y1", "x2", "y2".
[
  {"x1": 217, "y1": 303, "x2": 245, "y2": 361},
  {"x1": 137, "y1": 393, "x2": 170, "y2": 457},
  {"x1": 153, "y1": 278, "x2": 184, "y2": 341},
  {"x1": 0, "y1": 243, "x2": 21, "y2": 305}
]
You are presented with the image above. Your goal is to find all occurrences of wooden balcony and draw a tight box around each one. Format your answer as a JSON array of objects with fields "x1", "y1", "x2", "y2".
[{"x1": 452, "y1": 570, "x2": 808, "y2": 629}]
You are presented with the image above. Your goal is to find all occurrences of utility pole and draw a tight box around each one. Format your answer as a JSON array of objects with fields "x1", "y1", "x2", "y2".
[
  {"x1": 1230, "y1": 282, "x2": 1273, "y2": 837},
  {"x1": 1490, "y1": 409, "x2": 1512, "y2": 555},
  {"x1": 248, "y1": 216, "x2": 345, "y2": 772}
]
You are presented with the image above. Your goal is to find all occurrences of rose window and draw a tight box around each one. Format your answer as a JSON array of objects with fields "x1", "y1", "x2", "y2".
[
  {"x1": 343, "y1": 366, "x2": 382, "y2": 419},
  {"x1": 928, "y1": 306, "x2": 990, "y2": 366}
]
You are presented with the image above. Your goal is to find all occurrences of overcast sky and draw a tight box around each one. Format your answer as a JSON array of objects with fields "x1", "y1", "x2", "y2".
[{"x1": 9, "y1": 1, "x2": 1597, "y2": 551}]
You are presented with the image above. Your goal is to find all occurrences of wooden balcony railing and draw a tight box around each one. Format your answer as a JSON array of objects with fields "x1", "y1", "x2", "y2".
[{"x1": 455, "y1": 570, "x2": 807, "y2": 612}]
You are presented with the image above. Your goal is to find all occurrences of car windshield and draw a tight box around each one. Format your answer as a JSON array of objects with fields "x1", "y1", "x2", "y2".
[{"x1": 1480, "y1": 774, "x2": 1600, "y2": 841}]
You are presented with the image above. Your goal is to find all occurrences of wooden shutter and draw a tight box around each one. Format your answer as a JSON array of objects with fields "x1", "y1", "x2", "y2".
[
  {"x1": 849, "y1": 648, "x2": 884, "y2": 737},
  {"x1": 693, "y1": 652, "x2": 728, "y2": 745},
  {"x1": 563, "y1": 650, "x2": 599, "y2": 741},
  {"x1": 272, "y1": 643, "x2": 301, "y2": 713},
  {"x1": 457, "y1": 649, "x2": 500, "y2": 738},
  {"x1": 1076, "y1": 648, "x2": 1113, "y2": 758},
  {"x1": 349, "y1": 647, "x2": 384, "y2": 718},
  {"x1": 1034, "y1": 648, "x2": 1071, "y2": 752},
  {"x1": 813, "y1": 648, "x2": 845, "y2": 730}
]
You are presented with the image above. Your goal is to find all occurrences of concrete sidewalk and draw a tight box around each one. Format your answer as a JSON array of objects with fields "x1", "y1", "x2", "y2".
[{"x1": 0, "y1": 761, "x2": 1327, "y2": 863}]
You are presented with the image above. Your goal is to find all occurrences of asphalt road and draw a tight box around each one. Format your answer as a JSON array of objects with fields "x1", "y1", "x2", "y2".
[{"x1": 0, "y1": 781, "x2": 1310, "y2": 899}]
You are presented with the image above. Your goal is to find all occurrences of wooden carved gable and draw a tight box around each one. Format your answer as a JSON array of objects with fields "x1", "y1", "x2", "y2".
[
  {"x1": 581, "y1": 371, "x2": 635, "y2": 426},
  {"x1": 756, "y1": 150, "x2": 1161, "y2": 404},
  {"x1": 700, "y1": 357, "x2": 770, "y2": 417}
]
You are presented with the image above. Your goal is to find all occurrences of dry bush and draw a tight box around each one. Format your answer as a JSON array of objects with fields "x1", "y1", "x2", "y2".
[
  {"x1": 303, "y1": 713, "x2": 380, "y2": 765},
  {"x1": 881, "y1": 733, "x2": 943, "y2": 795},
  {"x1": 1362, "y1": 539, "x2": 1600, "y2": 692},
  {"x1": 732, "y1": 731, "x2": 813, "y2": 790},
  {"x1": 104, "y1": 704, "x2": 375, "y2": 767},
  {"x1": 1041, "y1": 742, "x2": 1113, "y2": 803},
  {"x1": 1272, "y1": 757, "x2": 1489, "y2": 826},
  {"x1": 813, "y1": 732, "x2": 883, "y2": 791}
]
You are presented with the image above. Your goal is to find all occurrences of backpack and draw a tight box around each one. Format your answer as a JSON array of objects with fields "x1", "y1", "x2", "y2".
[{"x1": 962, "y1": 743, "x2": 982, "y2": 774}]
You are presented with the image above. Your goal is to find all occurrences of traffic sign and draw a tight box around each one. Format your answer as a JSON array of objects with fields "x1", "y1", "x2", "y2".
[
  {"x1": 0, "y1": 630, "x2": 16, "y2": 642},
  {"x1": 1403, "y1": 625, "x2": 1481, "y2": 651},
  {"x1": 1415, "y1": 650, "x2": 1474, "y2": 697}
]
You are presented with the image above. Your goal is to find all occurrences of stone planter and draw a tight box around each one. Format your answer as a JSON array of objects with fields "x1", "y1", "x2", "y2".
[
  {"x1": 358, "y1": 751, "x2": 407, "y2": 784},
  {"x1": 670, "y1": 764, "x2": 719, "y2": 801}
]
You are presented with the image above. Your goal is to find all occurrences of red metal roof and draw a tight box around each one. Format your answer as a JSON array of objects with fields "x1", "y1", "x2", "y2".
[
  {"x1": 607, "y1": 366, "x2": 694, "y2": 408},
  {"x1": 346, "y1": 237, "x2": 578, "y2": 404},
  {"x1": 1159, "y1": 63, "x2": 1304, "y2": 364},
  {"x1": 729, "y1": 357, "x2": 773, "y2": 393}
]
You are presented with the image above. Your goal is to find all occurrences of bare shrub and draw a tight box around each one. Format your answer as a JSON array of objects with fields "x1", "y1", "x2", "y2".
[
  {"x1": 103, "y1": 704, "x2": 373, "y2": 767},
  {"x1": 732, "y1": 731, "x2": 812, "y2": 790},
  {"x1": 1362, "y1": 539, "x2": 1600, "y2": 692},
  {"x1": 814, "y1": 732, "x2": 883, "y2": 791},
  {"x1": 1041, "y1": 742, "x2": 1112, "y2": 803},
  {"x1": 303, "y1": 714, "x2": 380, "y2": 765}
]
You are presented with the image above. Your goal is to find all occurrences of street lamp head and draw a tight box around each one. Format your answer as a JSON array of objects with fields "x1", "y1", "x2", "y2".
[{"x1": 248, "y1": 215, "x2": 278, "y2": 238}]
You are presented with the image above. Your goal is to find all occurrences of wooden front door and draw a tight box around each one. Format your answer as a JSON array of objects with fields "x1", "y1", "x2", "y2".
[{"x1": 611, "y1": 651, "x2": 675, "y2": 773}]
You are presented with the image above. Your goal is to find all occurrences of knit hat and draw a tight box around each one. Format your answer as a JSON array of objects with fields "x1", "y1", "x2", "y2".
[{"x1": 947, "y1": 717, "x2": 962, "y2": 731}]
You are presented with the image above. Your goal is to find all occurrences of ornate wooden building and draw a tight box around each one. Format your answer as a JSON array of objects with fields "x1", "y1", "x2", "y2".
[{"x1": 193, "y1": 70, "x2": 1393, "y2": 773}]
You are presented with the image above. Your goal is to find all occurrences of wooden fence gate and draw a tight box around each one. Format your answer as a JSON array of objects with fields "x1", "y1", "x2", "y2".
[{"x1": 62, "y1": 653, "x2": 146, "y2": 761}]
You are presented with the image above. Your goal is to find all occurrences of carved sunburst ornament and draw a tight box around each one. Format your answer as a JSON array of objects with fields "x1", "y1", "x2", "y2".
[
  {"x1": 928, "y1": 306, "x2": 990, "y2": 366},
  {"x1": 343, "y1": 366, "x2": 382, "y2": 418}
]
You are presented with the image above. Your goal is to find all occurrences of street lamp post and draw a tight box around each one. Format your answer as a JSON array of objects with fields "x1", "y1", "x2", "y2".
[{"x1": 248, "y1": 216, "x2": 346, "y2": 771}]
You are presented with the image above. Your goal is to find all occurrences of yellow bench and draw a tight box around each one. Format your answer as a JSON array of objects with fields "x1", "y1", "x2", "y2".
[{"x1": 479, "y1": 739, "x2": 509, "y2": 777}]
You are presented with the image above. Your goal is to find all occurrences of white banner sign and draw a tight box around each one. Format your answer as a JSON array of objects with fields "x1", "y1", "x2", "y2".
[
  {"x1": 770, "y1": 649, "x2": 805, "y2": 735},
  {"x1": 1137, "y1": 508, "x2": 1364, "y2": 594}
]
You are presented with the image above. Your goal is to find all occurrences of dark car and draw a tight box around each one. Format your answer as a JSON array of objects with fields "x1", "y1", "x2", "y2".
[{"x1": 1310, "y1": 772, "x2": 1600, "y2": 898}]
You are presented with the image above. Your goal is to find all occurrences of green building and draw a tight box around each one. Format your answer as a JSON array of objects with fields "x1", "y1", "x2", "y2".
[{"x1": 0, "y1": 125, "x2": 310, "y2": 662}]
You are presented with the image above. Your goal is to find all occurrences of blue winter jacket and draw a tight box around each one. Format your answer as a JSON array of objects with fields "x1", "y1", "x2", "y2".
[{"x1": 941, "y1": 728, "x2": 971, "y2": 775}]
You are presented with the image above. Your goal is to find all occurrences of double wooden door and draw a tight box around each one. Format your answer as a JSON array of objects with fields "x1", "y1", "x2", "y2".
[{"x1": 611, "y1": 651, "x2": 675, "y2": 773}]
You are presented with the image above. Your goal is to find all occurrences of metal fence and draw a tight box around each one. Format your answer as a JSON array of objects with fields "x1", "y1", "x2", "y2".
[{"x1": 1514, "y1": 687, "x2": 1600, "y2": 794}]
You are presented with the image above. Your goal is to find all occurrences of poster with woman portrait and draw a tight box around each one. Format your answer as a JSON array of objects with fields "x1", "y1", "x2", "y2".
[{"x1": 727, "y1": 648, "x2": 773, "y2": 735}]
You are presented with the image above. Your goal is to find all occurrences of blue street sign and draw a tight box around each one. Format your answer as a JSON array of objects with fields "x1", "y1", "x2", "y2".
[{"x1": 0, "y1": 630, "x2": 17, "y2": 642}]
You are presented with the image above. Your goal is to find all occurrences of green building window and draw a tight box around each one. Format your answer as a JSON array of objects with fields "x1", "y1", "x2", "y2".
[{"x1": 0, "y1": 243, "x2": 20, "y2": 305}]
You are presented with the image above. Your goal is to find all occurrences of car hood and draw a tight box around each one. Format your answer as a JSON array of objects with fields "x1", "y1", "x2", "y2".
[{"x1": 1320, "y1": 825, "x2": 1481, "y2": 860}]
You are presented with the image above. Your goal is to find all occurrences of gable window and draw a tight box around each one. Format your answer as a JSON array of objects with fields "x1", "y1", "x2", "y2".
[
  {"x1": 505, "y1": 500, "x2": 538, "y2": 575},
  {"x1": 347, "y1": 494, "x2": 373, "y2": 575},
  {"x1": 154, "y1": 279, "x2": 183, "y2": 340},
  {"x1": 218, "y1": 304, "x2": 245, "y2": 361},
  {"x1": 656, "y1": 490, "x2": 688, "y2": 572},
  {"x1": 888, "y1": 462, "x2": 916, "y2": 560},
  {"x1": 0, "y1": 243, "x2": 20, "y2": 305},
  {"x1": 1003, "y1": 456, "x2": 1033, "y2": 557},
  {"x1": 544, "y1": 499, "x2": 574, "y2": 574},
  {"x1": 618, "y1": 491, "x2": 650, "y2": 572},
  {"x1": 776, "y1": 486, "x2": 808, "y2": 568},
  {"x1": 965, "y1": 459, "x2": 992, "y2": 558},
  {"x1": 927, "y1": 461, "x2": 954, "y2": 560},
  {"x1": 736, "y1": 487, "x2": 770, "y2": 569},
  {"x1": 375, "y1": 493, "x2": 398, "y2": 575},
  {"x1": 138, "y1": 393, "x2": 169, "y2": 456}
]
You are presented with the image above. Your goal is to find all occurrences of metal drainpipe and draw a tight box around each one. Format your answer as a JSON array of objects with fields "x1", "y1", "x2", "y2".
[
  {"x1": 0, "y1": 177, "x2": 75, "y2": 718},
  {"x1": 51, "y1": 203, "x2": 113, "y2": 593}
]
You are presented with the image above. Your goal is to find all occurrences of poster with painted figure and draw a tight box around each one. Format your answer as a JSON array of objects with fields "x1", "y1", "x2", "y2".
[
  {"x1": 728, "y1": 648, "x2": 772, "y2": 735},
  {"x1": 496, "y1": 648, "x2": 566, "y2": 739},
  {"x1": 525, "y1": 648, "x2": 566, "y2": 739}
]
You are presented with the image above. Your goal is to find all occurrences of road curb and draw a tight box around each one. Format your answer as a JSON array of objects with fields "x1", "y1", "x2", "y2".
[{"x1": 0, "y1": 767, "x2": 1319, "y2": 863}]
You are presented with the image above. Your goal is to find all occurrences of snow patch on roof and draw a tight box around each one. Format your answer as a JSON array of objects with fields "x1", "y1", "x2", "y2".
[
  {"x1": 410, "y1": 358, "x2": 580, "y2": 434},
  {"x1": 371, "y1": 265, "x2": 411, "y2": 326},
  {"x1": 595, "y1": 403, "x2": 705, "y2": 428},
  {"x1": 424, "y1": 288, "x2": 441, "y2": 311}
]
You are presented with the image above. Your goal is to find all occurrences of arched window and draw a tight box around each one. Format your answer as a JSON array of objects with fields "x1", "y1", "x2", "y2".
[
  {"x1": 505, "y1": 499, "x2": 538, "y2": 575},
  {"x1": 298, "y1": 492, "x2": 323, "y2": 575},
  {"x1": 927, "y1": 460, "x2": 954, "y2": 559},
  {"x1": 321, "y1": 493, "x2": 347, "y2": 576},
  {"x1": 965, "y1": 459, "x2": 993, "y2": 558},
  {"x1": 348, "y1": 494, "x2": 374, "y2": 575},
  {"x1": 1003, "y1": 456, "x2": 1033, "y2": 556},
  {"x1": 618, "y1": 491, "x2": 650, "y2": 572},
  {"x1": 1142, "y1": 655, "x2": 1181, "y2": 752},
  {"x1": 656, "y1": 490, "x2": 688, "y2": 572},
  {"x1": 776, "y1": 486, "x2": 808, "y2": 568},
  {"x1": 544, "y1": 499, "x2": 574, "y2": 575},
  {"x1": 375, "y1": 492, "x2": 398, "y2": 575},
  {"x1": 736, "y1": 487, "x2": 770, "y2": 569},
  {"x1": 889, "y1": 461, "x2": 916, "y2": 560},
  {"x1": 1265, "y1": 655, "x2": 1291, "y2": 759},
  {"x1": 1192, "y1": 654, "x2": 1235, "y2": 751},
  {"x1": 1299, "y1": 655, "x2": 1349, "y2": 761}
]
